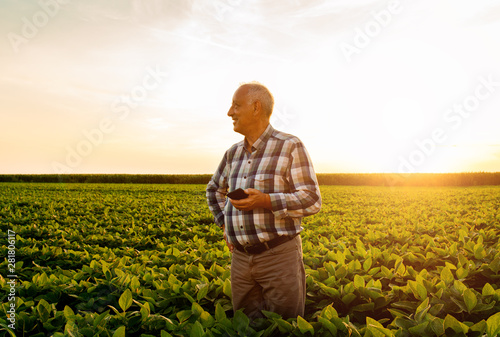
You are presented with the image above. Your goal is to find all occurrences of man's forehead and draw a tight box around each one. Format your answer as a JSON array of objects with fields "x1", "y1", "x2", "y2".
[{"x1": 233, "y1": 86, "x2": 250, "y2": 102}]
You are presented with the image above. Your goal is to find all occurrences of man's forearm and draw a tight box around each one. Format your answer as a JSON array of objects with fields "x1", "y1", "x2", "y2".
[
  {"x1": 268, "y1": 188, "x2": 322, "y2": 219},
  {"x1": 260, "y1": 193, "x2": 272, "y2": 211},
  {"x1": 229, "y1": 189, "x2": 272, "y2": 212}
]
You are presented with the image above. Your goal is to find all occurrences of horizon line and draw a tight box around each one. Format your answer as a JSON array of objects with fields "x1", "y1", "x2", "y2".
[{"x1": 1, "y1": 172, "x2": 499, "y2": 175}]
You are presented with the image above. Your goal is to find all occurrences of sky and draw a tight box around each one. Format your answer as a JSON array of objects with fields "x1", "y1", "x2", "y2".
[{"x1": 1, "y1": 0, "x2": 499, "y2": 174}]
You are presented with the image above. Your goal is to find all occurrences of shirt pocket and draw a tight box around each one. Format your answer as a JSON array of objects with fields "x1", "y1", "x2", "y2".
[{"x1": 253, "y1": 173, "x2": 275, "y2": 193}]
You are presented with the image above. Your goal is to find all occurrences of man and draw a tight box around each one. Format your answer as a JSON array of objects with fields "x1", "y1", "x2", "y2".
[{"x1": 206, "y1": 82, "x2": 321, "y2": 319}]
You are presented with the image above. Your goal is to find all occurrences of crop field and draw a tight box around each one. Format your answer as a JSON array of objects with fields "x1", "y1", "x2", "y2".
[{"x1": 0, "y1": 183, "x2": 499, "y2": 337}]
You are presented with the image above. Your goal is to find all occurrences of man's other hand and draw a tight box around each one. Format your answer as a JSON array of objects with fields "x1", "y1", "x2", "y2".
[
  {"x1": 229, "y1": 188, "x2": 272, "y2": 211},
  {"x1": 221, "y1": 224, "x2": 234, "y2": 253}
]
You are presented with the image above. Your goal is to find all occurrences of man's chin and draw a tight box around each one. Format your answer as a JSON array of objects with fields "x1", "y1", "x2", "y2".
[
  {"x1": 233, "y1": 125, "x2": 243, "y2": 134},
  {"x1": 233, "y1": 128, "x2": 244, "y2": 135}
]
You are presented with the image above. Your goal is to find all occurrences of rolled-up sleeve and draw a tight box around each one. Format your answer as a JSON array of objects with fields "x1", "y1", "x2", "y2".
[
  {"x1": 268, "y1": 141, "x2": 321, "y2": 219},
  {"x1": 206, "y1": 151, "x2": 229, "y2": 227}
]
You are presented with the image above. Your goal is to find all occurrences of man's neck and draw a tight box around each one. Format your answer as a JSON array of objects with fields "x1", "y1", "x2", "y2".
[{"x1": 244, "y1": 122, "x2": 269, "y2": 152}]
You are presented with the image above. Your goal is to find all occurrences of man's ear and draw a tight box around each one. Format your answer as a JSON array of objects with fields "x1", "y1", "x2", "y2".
[{"x1": 253, "y1": 100, "x2": 262, "y2": 116}]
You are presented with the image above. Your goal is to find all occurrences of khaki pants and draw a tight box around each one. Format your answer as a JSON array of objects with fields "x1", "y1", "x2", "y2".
[{"x1": 230, "y1": 235, "x2": 306, "y2": 319}]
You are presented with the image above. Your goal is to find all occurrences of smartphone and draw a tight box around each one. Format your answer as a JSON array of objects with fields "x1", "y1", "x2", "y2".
[{"x1": 227, "y1": 188, "x2": 249, "y2": 200}]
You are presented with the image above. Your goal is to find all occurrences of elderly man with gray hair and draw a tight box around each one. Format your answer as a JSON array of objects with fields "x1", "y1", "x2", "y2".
[{"x1": 206, "y1": 82, "x2": 322, "y2": 319}]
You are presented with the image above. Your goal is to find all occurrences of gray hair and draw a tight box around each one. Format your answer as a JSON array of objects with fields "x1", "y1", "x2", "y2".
[{"x1": 239, "y1": 81, "x2": 274, "y2": 118}]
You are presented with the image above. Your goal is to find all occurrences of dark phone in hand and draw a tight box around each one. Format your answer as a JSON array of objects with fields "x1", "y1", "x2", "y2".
[{"x1": 227, "y1": 188, "x2": 249, "y2": 200}]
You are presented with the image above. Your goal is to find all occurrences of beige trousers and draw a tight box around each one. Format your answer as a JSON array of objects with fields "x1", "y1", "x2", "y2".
[{"x1": 230, "y1": 235, "x2": 306, "y2": 319}]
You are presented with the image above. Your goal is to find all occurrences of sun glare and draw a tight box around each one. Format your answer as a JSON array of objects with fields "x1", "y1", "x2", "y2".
[{"x1": 382, "y1": 97, "x2": 428, "y2": 141}]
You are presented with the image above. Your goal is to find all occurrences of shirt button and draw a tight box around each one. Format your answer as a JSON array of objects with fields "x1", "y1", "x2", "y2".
[{"x1": 244, "y1": 176, "x2": 246, "y2": 179}]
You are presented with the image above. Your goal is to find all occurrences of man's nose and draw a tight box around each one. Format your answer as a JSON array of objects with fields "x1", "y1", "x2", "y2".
[{"x1": 227, "y1": 108, "x2": 233, "y2": 117}]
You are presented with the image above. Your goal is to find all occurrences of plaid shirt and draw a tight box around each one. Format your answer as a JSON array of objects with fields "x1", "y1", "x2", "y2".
[{"x1": 206, "y1": 124, "x2": 321, "y2": 246}]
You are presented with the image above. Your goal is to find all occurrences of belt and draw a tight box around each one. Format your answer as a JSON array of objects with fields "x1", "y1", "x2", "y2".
[{"x1": 234, "y1": 233, "x2": 299, "y2": 255}]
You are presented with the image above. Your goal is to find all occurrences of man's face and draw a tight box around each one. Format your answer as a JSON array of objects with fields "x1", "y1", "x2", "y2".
[{"x1": 227, "y1": 86, "x2": 255, "y2": 135}]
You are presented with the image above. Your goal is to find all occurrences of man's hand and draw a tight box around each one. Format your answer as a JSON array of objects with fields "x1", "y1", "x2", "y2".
[
  {"x1": 221, "y1": 224, "x2": 234, "y2": 253},
  {"x1": 229, "y1": 188, "x2": 272, "y2": 211}
]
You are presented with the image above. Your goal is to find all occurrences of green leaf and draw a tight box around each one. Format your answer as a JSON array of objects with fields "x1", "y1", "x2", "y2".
[
  {"x1": 94, "y1": 310, "x2": 110, "y2": 328},
  {"x1": 176, "y1": 310, "x2": 192, "y2": 323},
  {"x1": 352, "y1": 302, "x2": 375, "y2": 312},
  {"x1": 262, "y1": 310, "x2": 281, "y2": 319},
  {"x1": 184, "y1": 292, "x2": 195, "y2": 304},
  {"x1": 486, "y1": 312, "x2": 500, "y2": 337},
  {"x1": 196, "y1": 283, "x2": 209, "y2": 301},
  {"x1": 429, "y1": 317, "x2": 444, "y2": 336},
  {"x1": 464, "y1": 288, "x2": 477, "y2": 313},
  {"x1": 223, "y1": 278, "x2": 232, "y2": 298},
  {"x1": 440, "y1": 267, "x2": 454, "y2": 285},
  {"x1": 189, "y1": 321, "x2": 204, "y2": 337},
  {"x1": 366, "y1": 317, "x2": 393, "y2": 337},
  {"x1": 297, "y1": 316, "x2": 314, "y2": 335},
  {"x1": 444, "y1": 314, "x2": 469, "y2": 334},
  {"x1": 454, "y1": 280, "x2": 467, "y2": 293},
  {"x1": 324, "y1": 261, "x2": 336, "y2": 276},
  {"x1": 415, "y1": 297, "x2": 429, "y2": 314},
  {"x1": 36, "y1": 299, "x2": 51, "y2": 323},
  {"x1": 482, "y1": 283, "x2": 495, "y2": 297},
  {"x1": 233, "y1": 310, "x2": 249, "y2": 335},
  {"x1": 345, "y1": 321, "x2": 362, "y2": 337},
  {"x1": 64, "y1": 321, "x2": 78, "y2": 337},
  {"x1": 335, "y1": 265, "x2": 347, "y2": 278},
  {"x1": 199, "y1": 311, "x2": 215, "y2": 328},
  {"x1": 341, "y1": 293, "x2": 357, "y2": 305},
  {"x1": 112, "y1": 326, "x2": 125, "y2": 337},
  {"x1": 321, "y1": 304, "x2": 339, "y2": 320},
  {"x1": 319, "y1": 284, "x2": 340, "y2": 298},
  {"x1": 354, "y1": 274, "x2": 365, "y2": 288},
  {"x1": 363, "y1": 257, "x2": 373, "y2": 271},
  {"x1": 191, "y1": 302, "x2": 204, "y2": 317},
  {"x1": 416, "y1": 283, "x2": 427, "y2": 301},
  {"x1": 391, "y1": 301, "x2": 418, "y2": 312},
  {"x1": 415, "y1": 298, "x2": 430, "y2": 323},
  {"x1": 470, "y1": 320, "x2": 486, "y2": 335},
  {"x1": 395, "y1": 259, "x2": 405, "y2": 275},
  {"x1": 119, "y1": 289, "x2": 133, "y2": 312},
  {"x1": 140, "y1": 302, "x2": 151, "y2": 321},
  {"x1": 130, "y1": 276, "x2": 140, "y2": 292},
  {"x1": 408, "y1": 322, "x2": 429, "y2": 336},
  {"x1": 392, "y1": 317, "x2": 414, "y2": 330},
  {"x1": 489, "y1": 257, "x2": 500, "y2": 273},
  {"x1": 215, "y1": 302, "x2": 226, "y2": 322},
  {"x1": 456, "y1": 267, "x2": 468, "y2": 279},
  {"x1": 336, "y1": 251, "x2": 345, "y2": 265},
  {"x1": 474, "y1": 244, "x2": 487, "y2": 259},
  {"x1": 318, "y1": 316, "x2": 338, "y2": 336},
  {"x1": 161, "y1": 331, "x2": 173, "y2": 337},
  {"x1": 63, "y1": 305, "x2": 75, "y2": 320},
  {"x1": 381, "y1": 266, "x2": 394, "y2": 279},
  {"x1": 408, "y1": 280, "x2": 427, "y2": 301},
  {"x1": 275, "y1": 318, "x2": 293, "y2": 333}
]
